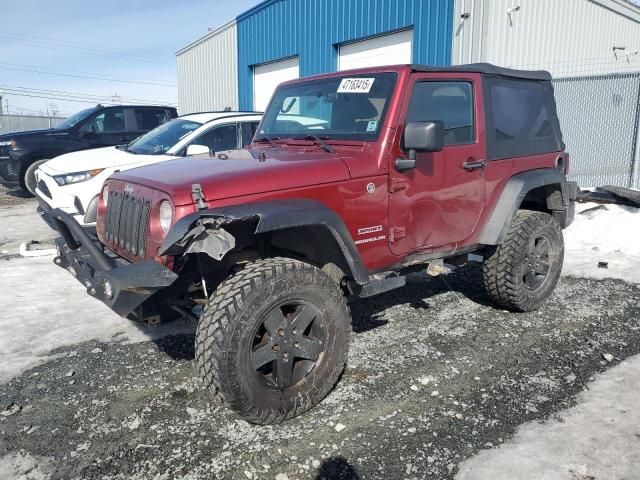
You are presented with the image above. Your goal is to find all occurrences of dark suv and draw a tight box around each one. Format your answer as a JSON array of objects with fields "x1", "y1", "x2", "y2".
[
  {"x1": 49, "y1": 64, "x2": 576, "y2": 424},
  {"x1": 0, "y1": 104, "x2": 177, "y2": 194}
]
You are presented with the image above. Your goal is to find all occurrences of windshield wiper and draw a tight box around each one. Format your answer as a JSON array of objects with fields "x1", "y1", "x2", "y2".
[
  {"x1": 118, "y1": 144, "x2": 138, "y2": 154},
  {"x1": 295, "y1": 135, "x2": 335, "y2": 154},
  {"x1": 254, "y1": 135, "x2": 280, "y2": 148}
]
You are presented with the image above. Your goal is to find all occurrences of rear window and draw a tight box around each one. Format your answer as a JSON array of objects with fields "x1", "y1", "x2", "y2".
[{"x1": 485, "y1": 78, "x2": 563, "y2": 160}]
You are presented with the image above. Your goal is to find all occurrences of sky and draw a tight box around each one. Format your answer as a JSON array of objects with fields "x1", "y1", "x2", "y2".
[{"x1": 0, "y1": 0, "x2": 258, "y2": 117}]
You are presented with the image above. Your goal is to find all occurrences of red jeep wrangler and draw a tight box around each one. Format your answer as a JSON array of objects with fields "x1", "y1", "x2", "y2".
[{"x1": 48, "y1": 64, "x2": 576, "y2": 424}]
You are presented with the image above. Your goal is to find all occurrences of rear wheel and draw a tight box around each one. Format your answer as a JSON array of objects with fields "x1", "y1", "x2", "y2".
[
  {"x1": 195, "y1": 257, "x2": 351, "y2": 424},
  {"x1": 22, "y1": 159, "x2": 48, "y2": 196},
  {"x1": 483, "y1": 210, "x2": 564, "y2": 312}
]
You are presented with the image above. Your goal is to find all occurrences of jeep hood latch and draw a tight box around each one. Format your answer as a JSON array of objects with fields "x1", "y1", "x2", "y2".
[{"x1": 191, "y1": 183, "x2": 209, "y2": 210}]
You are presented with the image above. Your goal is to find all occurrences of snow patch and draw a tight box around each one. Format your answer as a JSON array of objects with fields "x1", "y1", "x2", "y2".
[
  {"x1": 0, "y1": 451, "x2": 53, "y2": 480},
  {"x1": 0, "y1": 256, "x2": 195, "y2": 384},
  {"x1": 563, "y1": 202, "x2": 640, "y2": 283},
  {"x1": 456, "y1": 353, "x2": 640, "y2": 480}
]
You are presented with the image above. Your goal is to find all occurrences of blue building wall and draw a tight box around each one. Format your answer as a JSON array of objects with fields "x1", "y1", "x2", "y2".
[{"x1": 236, "y1": 0, "x2": 454, "y2": 110}]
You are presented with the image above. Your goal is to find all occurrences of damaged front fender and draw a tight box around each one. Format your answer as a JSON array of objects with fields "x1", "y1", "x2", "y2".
[{"x1": 164, "y1": 218, "x2": 237, "y2": 261}]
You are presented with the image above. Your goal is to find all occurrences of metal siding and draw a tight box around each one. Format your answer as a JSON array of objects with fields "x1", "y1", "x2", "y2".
[
  {"x1": 176, "y1": 21, "x2": 238, "y2": 114},
  {"x1": 237, "y1": 0, "x2": 454, "y2": 110},
  {"x1": 453, "y1": 0, "x2": 640, "y2": 77}
]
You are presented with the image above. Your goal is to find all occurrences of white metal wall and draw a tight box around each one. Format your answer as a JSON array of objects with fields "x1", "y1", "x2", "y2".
[
  {"x1": 0, "y1": 114, "x2": 66, "y2": 134},
  {"x1": 176, "y1": 21, "x2": 238, "y2": 114},
  {"x1": 453, "y1": 0, "x2": 640, "y2": 77}
]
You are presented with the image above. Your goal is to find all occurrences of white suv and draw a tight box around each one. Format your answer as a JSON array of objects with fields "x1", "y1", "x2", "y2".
[{"x1": 36, "y1": 112, "x2": 261, "y2": 228}]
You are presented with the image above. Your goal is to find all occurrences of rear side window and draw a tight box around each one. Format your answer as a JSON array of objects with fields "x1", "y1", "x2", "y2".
[
  {"x1": 242, "y1": 121, "x2": 260, "y2": 147},
  {"x1": 406, "y1": 81, "x2": 474, "y2": 146},
  {"x1": 135, "y1": 108, "x2": 172, "y2": 131},
  {"x1": 485, "y1": 78, "x2": 564, "y2": 160}
]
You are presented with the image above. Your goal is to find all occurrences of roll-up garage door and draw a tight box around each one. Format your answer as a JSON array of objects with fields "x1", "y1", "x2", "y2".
[
  {"x1": 338, "y1": 29, "x2": 413, "y2": 71},
  {"x1": 253, "y1": 57, "x2": 300, "y2": 112}
]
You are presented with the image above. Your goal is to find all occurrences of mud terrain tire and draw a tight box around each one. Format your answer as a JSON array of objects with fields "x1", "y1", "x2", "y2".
[
  {"x1": 195, "y1": 257, "x2": 351, "y2": 424},
  {"x1": 483, "y1": 210, "x2": 564, "y2": 312}
]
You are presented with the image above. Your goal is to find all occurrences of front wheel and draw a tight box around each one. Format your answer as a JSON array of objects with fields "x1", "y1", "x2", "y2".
[
  {"x1": 483, "y1": 210, "x2": 564, "y2": 312},
  {"x1": 23, "y1": 159, "x2": 48, "y2": 196},
  {"x1": 195, "y1": 257, "x2": 351, "y2": 424}
]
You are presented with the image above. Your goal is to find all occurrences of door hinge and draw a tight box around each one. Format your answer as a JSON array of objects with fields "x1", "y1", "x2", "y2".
[
  {"x1": 191, "y1": 183, "x2": 209, "y2": 210},
  {"x1": 389, "y1": 177, "x2": 409, "y2": 193},
  {"x1": 389, "y1": 227, "x2": 406, "y2": 243}
]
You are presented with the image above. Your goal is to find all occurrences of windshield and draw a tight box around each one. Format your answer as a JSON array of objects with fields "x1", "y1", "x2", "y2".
[
  {"x1": 55, "y1": 107, "x2": 98, "y2": 130},
  {"x1": 259, "y1": 72, "x2": 397, "y2": 141},
  {"x1": 127, "y1": 118, "x2": 202, "y2": 155}
]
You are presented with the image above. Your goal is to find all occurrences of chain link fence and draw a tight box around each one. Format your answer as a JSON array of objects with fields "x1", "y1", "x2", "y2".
[
  {"x1": 553, "y1": 72, "x2": 640, "y2": 189},
  {"x1": 0, "y1": 114, "x2": 67, "y2": 134}
]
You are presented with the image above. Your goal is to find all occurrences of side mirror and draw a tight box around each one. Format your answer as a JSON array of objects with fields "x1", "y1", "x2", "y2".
[
  {"x1": 186, "y1": 144, "x2": 210, "y2": 156},
  {"x1": 396, "y1": 121, "x2": 445, "y2": 172}
]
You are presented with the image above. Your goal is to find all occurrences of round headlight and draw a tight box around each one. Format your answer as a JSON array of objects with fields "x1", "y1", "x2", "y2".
[
  {"x1": 159, "y1": 200, "x2": 173, "y2": 235},
  {"x1": 102, "y1": 185, "x2": 109, "y2": 206}
]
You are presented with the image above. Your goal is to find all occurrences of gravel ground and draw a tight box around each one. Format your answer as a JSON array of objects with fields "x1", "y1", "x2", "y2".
[
  {"x1": 1, "y1": 190, "x2": 639, "y2": 479},
  {"x1": 1, "y1": 266, "x2": 639, "y2": 479}
]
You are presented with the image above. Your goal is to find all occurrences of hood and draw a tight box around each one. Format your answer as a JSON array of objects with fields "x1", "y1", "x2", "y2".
[
  {"x1": 40, "y1": 146, "x2": 176, "y2": 173},
  {"x1": 0, "y1": 128, "x2": 61, "y2": 141},
  {"x1": 110, "y1": 148, "x2": 352, "y2": 206}
]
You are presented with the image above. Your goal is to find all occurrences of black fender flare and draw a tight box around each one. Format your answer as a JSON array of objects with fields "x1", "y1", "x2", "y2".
[
  {"x1": 479, "y1": 169, "x2": 574, "y2": 245},
  {"x1": 160, "y1": 199, "x2": 370, "y2": 285}
]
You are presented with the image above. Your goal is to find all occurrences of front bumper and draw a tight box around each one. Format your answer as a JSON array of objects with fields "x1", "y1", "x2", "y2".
[
  {"x1": 0, "y1": 156, "x2": 19, "y2": 185},
  {"x1": 51, "y1": 208, "x2": 178, "y2": 317},
  {"x1": 37, "y1": 196, "x2": 96, "y2": 235}
]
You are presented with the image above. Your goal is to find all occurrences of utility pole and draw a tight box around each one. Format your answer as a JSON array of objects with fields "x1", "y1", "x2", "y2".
[{"x1": 0, "y1": 90, "x2": 3, "y2": 115}]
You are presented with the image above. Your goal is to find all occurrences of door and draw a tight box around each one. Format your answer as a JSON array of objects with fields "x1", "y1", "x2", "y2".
[
  {"x1": 253, "y1": 57, "x2": 299, "y2": 112},
  {"x1": 190, "y1": 123, "x2": 240, "y2": 153},
  {"x1": 338, "y1": 29, "x2": 412, "y2": 71},
  {"x1": 388, "y1": 76, "x2": 486, "y2": 256},
  {"x1": 79, "y1": 108, "x2": 128, "y2": 147}
]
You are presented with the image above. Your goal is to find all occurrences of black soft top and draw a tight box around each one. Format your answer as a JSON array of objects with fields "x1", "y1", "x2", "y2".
[{"x1": 410, "y1": 63, "x2": 552, "y2": 81}]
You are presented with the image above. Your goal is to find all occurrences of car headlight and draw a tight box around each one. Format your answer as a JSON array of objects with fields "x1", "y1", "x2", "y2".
[
  {"x1": 0, "y1": 140, "x2": 16, "y2": 149},
  {"x1": 159, "y1": 200, "x2": 173, "y2": 235},
  {"x1": 102, "y1": 185, "x2": 109, "y2": 206},
  {"x1": 53, "y1": 168, "x2": 104, "y2": 186}
]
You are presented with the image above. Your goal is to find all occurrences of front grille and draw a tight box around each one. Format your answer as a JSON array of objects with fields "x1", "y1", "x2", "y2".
[
  {"x1": 104, "y1": 191, "x2": 151, "y2": 258},
  {"x1": 37, "y1": 180, "x2": 52, "y2": 199},
  {"x1": 0, "y1": 145, "x2": 9, "y2": 157}
]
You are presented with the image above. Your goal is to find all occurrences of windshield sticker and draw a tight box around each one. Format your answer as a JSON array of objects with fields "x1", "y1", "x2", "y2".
[
  {"x1": 337, "y1": 78, "x2": 375, "y2": 93},
  {"x1": 366, "y1": 120, "x2": 378, "y2": 132}
]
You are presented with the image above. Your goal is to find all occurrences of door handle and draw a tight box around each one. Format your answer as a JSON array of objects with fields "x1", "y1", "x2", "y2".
[{"x1": 462, "y1": 159, "x2": 486, "y2": 171}]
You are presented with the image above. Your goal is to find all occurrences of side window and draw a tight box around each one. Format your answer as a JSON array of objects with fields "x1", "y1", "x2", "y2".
[
  {"x1": 492, "y1": 84, "x2": 552, "y2": 141},
  {"x1": 406, "y1": 81, "x2": 474, "y2": 146},
  {"x1": 193, "y1": 124, "x2": 238, "y2": 152},
  {"x1": 135, "y1": 108, "x2": 172, "y2": 132},
  {"x1": 89, "y1": 109, "x2": 126, "y2": 133}
]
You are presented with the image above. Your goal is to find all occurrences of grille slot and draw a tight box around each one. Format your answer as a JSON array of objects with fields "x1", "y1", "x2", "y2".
[
  {"x1": 37, "y1": 180, "x2": 52, "y2": 199},
  {"x1": 104, "y1": 191, "x2": 151, "y2": 258}
]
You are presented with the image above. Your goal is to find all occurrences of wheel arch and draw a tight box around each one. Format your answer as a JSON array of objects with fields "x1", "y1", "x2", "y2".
[
  {"x1": 160, "y1": 199, "x2": 370, "y2": 286},
  {"x1": 479, "y1": 169, "x2": 572, "y2": 246}
]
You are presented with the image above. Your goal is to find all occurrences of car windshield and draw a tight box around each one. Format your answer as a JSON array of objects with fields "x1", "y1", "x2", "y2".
[
  {"x1": 55, "y1": 107, "x2": 98, "y2": 130},
  {"x1": 259, "y1": 72, "x2": 398, "y2": 141},
  {"x1": 127, "y1": 118, "x2": 202, "y2": 155}
]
